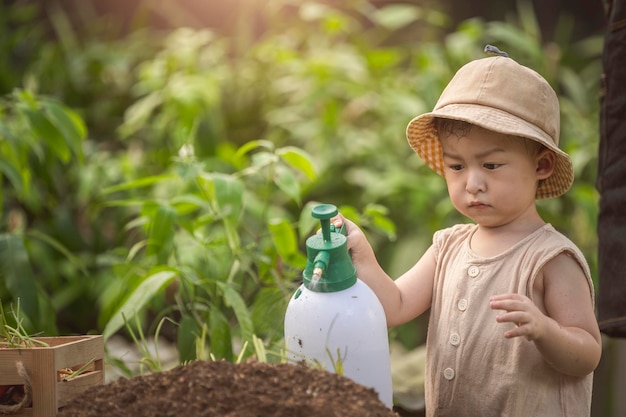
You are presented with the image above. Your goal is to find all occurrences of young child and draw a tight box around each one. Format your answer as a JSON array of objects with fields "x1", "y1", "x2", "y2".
[{"x1": 332, "y1": 53, "x2": 602, "y2": 416}]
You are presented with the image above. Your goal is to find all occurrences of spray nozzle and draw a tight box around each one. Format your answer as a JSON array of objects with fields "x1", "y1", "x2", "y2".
[{"x1": 312, "y1": 251, "x2": 330, "y2": 281}]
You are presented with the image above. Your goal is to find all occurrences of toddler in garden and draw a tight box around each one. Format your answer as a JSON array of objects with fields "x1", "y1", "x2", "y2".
[{"x1": 332, "y1": 50, "x2": 602, "y2": 416}]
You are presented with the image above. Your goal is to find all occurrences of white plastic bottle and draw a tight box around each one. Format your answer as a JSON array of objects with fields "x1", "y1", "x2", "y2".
[{"x1": 284, "y1": 204, "x2": 393, "y2": 408}]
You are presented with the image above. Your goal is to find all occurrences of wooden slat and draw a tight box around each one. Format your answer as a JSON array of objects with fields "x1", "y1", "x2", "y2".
[
  {"x1": 54, "y1": 336, "x2": 104, "y2": 370},
  {"x1": 30, "y1": 348, "x2": 55, "y2": 417},
  {"x1": 37, "y1": 336, "x2": 86, "y2": 348},
  {"x1": 56, "y1": 370, "x2": 104, "y2": 408}
]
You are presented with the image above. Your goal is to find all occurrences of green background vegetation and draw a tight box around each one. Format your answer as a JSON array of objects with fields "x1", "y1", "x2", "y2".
[{"x1": 0, "y1": 0, "x2": 613, "y2": 409}]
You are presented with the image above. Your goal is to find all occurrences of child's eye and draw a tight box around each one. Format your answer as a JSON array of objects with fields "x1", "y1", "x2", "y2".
[
  {"x1": 448, "y1": 164, "x2": 463, "y2": 171},
  {"x1": 483, "y1": 163, "x2": 501, "y2": 170}
]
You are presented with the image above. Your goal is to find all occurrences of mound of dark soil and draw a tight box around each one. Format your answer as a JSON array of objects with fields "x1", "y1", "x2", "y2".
[{"x1": 56, "y1": 360, "x2": 399, "y2": 417}]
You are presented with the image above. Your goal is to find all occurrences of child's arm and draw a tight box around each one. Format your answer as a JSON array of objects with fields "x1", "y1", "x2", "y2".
[
  {"x1": 333, "y1": 215, "x2": 435, "y2": 327},
  {"x1": 490, "y1": 252, "x2": 602, "y2": 377}
]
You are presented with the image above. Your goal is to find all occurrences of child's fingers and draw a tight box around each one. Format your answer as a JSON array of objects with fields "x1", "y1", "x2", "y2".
[
  {"x1": 491, "y1": 295, "x2": 542, "y2": 340},
  {"x1": 490, "y1": 298, "x2": 526, "y2": 313},
  {"x1": 495, "y1": 310, "x2": 533, "y2": 339},
  {"x1": 495, "y1": 311, "x2": 527, "y2": 325},
  {"x1": 503, "y1": 326, "x2": 530, "y2": 340},
  {"x1": 490, "y1": 293, "x2": 537, "y2": 315},
  {"x1": 490, "y1": 293, "x2": 525, "y2": 303},
  {"x1": 330, "y1": 214, "x2": 344, "y2": 229}
]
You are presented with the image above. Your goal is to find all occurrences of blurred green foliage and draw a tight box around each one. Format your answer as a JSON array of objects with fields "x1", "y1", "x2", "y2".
[{"x1": 0, "y1": 0, "x2": 602, "y2": 363}]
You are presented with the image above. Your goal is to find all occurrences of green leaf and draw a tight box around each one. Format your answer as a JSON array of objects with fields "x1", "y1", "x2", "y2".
[
  {"x1": 14, "y1": 89, "x2": 38, "y2": 109},
  {"x1": 365, "y1": 204, "x2": 396, "y2": 240},
  {"x1": 198, "y1": 173, "x2": 244, "y2": 220},
  {"x1": 365, "y1": 49, "x2": 402, "y2": 70},
  {"x1": 234, "y1": 140, "x2": 274, "y2": 160},
  {"x1": 0, "y1": 158, "x2": 24, "y2": 194},
  {"x1": 103, "y1": 269, "x2": 177, "y2": 340},
  {"x1": 177, "y1": 314, "x2": 199, "y2": 363},
  {"x1": 251, "y1": 287, "x2": 288, "y2": 337},
  {"x1": 274, "y1": 164, "x2": 301, "y2": 204},
  {"x1": 209, "y1": 304, "x2": 232, "y2": 361},
  {"x1": 26, "y1": 229, "x2": 88, "y2": 276},
  {"x1": 43, "y1": 101, "x2": 86, "y2": 161},
  {"x1": 338, "y1": 205, "x2": 362, "y2": 225},
  {"x1": 298, "y1": 201, "x2": 322, "y2": 241},
  {"x1": 251, "y1": 151, "x2": 278, "y2": 169},
  {"x1": 102, "y1": 198, "x2": 152, "y2": 208},
  {"x1": 23, "y1": 108, "x2": 71, "y2": 163},
  {"x1": 170, "y1": 194, "x2": 210, "y2": 214},
  {"x1": 217, "y1": 281, "x2": 254, "y2": 343},
  {"x1": 268, "y1": 217, "x2": 298, "y2": 260},
  {"x1": 119, "y1": 92, "x2": 163, "y2": 138},
  {"x1": 277, "y1": 146, "x2": 317, "y2": 181},
  {"x1": 364, "y1": 203, "x2": 389, "y2": 217},
  {"x1": 370, "y1": 5, "x2": 422, "y2": 30},
  {"x1": 146, "y1": 204, "x2": 176, "y2": 263},
  {"x1": 102, "y1": 174, "x2": 176, "y2": 194},
  {"x1": 0, "y1": 233, "x2": 40, "y2": 323},
  {"x1": 214, "y1": 175, "x2": 244, "y2": 220},
  {"x1": 370, "y1": 215, "x2": 397, "y2": 241},
  {"x1": 197, "y1": 173, "x2": 243, "y2": 250}
]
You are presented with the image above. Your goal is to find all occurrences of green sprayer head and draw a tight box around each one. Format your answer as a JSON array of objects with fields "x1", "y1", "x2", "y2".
[{"x1": 303, "y1": 204, "x2": 357, "y2": 292}]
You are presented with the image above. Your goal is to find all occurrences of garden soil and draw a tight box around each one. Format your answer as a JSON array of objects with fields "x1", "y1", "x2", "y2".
[{"x1": 56, "y1": 360, "x2": 407, "y2": 417}]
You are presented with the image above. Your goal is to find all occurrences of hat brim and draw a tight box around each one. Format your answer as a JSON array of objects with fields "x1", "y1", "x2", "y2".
[{"x1": 406, "y1": 104, "x2": 574, "y2": 199}]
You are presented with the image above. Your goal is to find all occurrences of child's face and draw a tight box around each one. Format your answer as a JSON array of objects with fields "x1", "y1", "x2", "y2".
[{"x1": 440, "y1": 125, "x2": 552, "y2": 228}]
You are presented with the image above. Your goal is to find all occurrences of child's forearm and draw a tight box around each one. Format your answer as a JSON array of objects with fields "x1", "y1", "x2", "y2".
[
  {"x1": 534, "y1": 316, "x2": 602, "y2": 377},
  {"x1": 340, "y1": 216, "x2": 434, "y2": 327},
  {"x1": 353, "y1": 245, "x2": 436, "y2": 327}
]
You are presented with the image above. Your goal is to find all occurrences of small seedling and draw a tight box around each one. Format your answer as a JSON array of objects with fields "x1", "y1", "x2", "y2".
[
  {"x1": 0, "y1": 299, "x2": 49, "y2": 348},
  {"x1": 58, "y1": 358, "x2": 96, "y2": 381},
  {"x1": 122, "y1": 313, "x2": 168, "y2": 374},
  {"x1": 325, "y1": 347, "x2": 347, "y2": 376}
]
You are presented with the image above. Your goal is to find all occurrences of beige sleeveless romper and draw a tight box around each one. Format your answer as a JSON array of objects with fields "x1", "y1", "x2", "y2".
[{"x1": 426, "y1": 223, "x2": 594, "y2": 417}]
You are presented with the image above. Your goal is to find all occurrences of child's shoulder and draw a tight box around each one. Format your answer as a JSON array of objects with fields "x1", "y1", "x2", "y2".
[
  {"x1": 433, "y1": 223, "x2": 476, "y2": 247},
  {"x1": 538, "y1": 224, "x2": 583, "y2": 251},
  {"x1": 537, "y1": 224, "x2": 588, "y2": 263}
]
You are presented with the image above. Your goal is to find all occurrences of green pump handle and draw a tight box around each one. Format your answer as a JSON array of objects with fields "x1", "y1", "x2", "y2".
[{"x1": 312, "y1": 204, "x2": 337, "y2": 242}]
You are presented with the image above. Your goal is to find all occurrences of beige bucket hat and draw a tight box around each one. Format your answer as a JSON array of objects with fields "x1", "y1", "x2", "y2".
[{"x1": 406, "y1": 54, "x2": 574, "y2": 199}]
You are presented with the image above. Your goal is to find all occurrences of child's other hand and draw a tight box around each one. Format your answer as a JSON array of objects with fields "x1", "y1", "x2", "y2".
[{"x1": 490, "y1": 293, "x2": 547, "y2": 341}]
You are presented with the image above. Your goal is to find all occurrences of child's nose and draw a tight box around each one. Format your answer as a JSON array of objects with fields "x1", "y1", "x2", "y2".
[{"x1": 465, "y1": 169, "x2": 486, "y2": 194}]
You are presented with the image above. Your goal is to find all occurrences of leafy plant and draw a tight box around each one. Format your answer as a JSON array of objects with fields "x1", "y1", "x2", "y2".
[
  {"x1": 0, "y1": 89, "x2": 87, "y2": 334},
  {"x1": 99, "y1": 138, "x2": 319, "y2": 363}
]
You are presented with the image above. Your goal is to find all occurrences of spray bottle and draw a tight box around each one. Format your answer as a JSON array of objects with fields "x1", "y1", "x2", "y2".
[{"x1": 284, "y1": 203, "x2": 393, "y2": 408}]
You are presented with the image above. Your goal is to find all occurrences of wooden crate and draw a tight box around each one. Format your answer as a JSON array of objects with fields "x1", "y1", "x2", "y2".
[{"x1": 0, "y1": 335, "x2": 104, "y2": 417}]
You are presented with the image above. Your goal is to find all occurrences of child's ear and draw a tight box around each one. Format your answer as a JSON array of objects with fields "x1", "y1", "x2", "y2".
[{"x1": 536, "y1": 149, "x2": 556, "y2": 180}]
